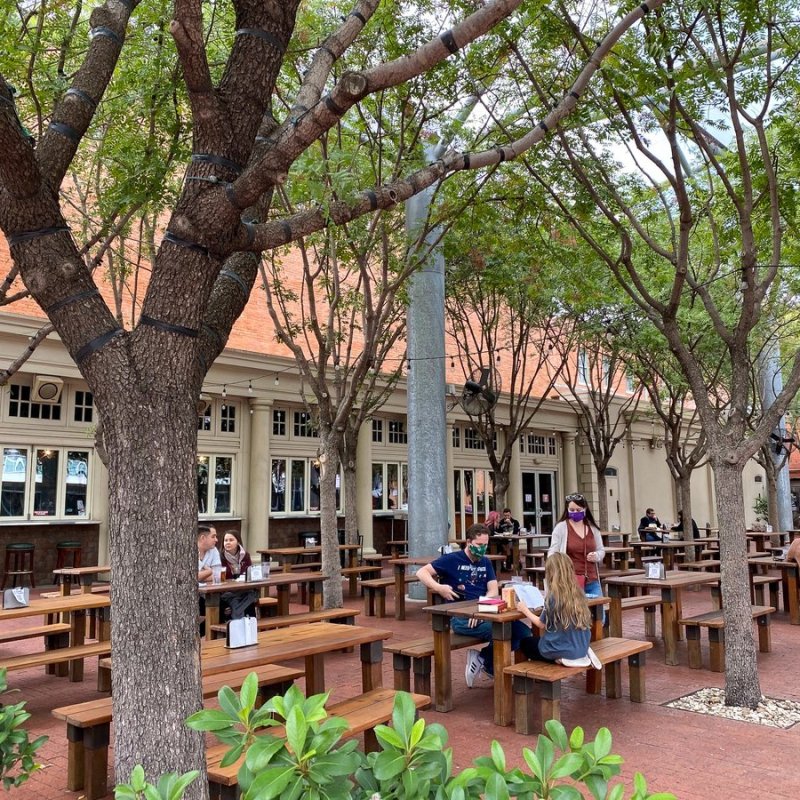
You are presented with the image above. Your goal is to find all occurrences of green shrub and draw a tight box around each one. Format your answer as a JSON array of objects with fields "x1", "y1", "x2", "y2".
[
  {"x1": 0, "y1": 667, "x2": 47, "y2": 789},
  {"x1": 114, "y1": 764, "x2": 199, "y2": 800},
  {"x1": 182, "y1": 674, "x2": 676, "y2": 800}
]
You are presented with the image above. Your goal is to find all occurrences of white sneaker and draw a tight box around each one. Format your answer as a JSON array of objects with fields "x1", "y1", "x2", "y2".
[
  {"x1": 558, "y1": 655, "x2": 591, "y2": 668},
  {"x1": 465, "y1": 650, "x2": 484, "y2": 688},
  {"x1": 587, "y1": 647, "x2": 602, "y2": 670}
]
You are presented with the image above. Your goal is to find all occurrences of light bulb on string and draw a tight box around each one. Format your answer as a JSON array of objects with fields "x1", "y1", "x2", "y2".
[
  {"x1": 274, "y1": 374, "x2": 279, "y2": 386},
  {"x1": 248, "y1": 380, "x2": 253, "y2": 394}
]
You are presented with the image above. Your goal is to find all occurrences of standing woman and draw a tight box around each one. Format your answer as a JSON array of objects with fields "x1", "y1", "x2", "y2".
[{"x1": 548, "y1": 493, "x2": 605, "y2": 599}]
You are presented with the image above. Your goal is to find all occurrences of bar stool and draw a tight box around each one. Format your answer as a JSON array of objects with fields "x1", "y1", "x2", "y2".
[
  {"x1": 1, "y1": 543, "x2": 35, "y2": 589},
  {"x1": 54, "y1": 540, "x2": 82, "y2": 588}
]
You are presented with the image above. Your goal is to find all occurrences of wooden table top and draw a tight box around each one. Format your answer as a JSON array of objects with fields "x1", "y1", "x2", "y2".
[
  {"x1": 0, "y1": 592, "x2": 111, "y2": 621},
  {"x1": 388, "y1": 556, "x2": 436, "y2": 566},
  {"x1": 423, "y1": 595, "x2": 608, "y2": 624},
  {"x1": 200, "y1": 622, "x2": 392, "y2": 674},
  {"x1": 604, "y1": 569, "x2": 720, "y2": 589},
  {"x1": 52, "y1": 565, "x2": 111, "y2": 577},
  {"x1": 749, "y1": 556, "x2": 798, "y2": 570},
  {"x1": 257, "y1": 544, "x2": 360, "y2": 556}
]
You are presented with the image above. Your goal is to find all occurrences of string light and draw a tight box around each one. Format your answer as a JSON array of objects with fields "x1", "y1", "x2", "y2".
[
  {"x1": 274, "y1": 374, "x2": 279, "y2": 386},
  {"x1": 248, "y1": 380, "x2": 253, "y2": 394}
]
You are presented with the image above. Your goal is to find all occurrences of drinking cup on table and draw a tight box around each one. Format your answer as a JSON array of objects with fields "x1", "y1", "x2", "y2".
[{"x1": 211, "y1": 565, "x2": 223, "y2": 584}]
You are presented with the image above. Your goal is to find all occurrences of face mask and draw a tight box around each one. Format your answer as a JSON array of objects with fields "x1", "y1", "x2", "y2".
[
  {"x1": 568, "y1": 510, "x2": 586, "y2": 522},
  {"x1": 468, "y1": 543, "x2": 488, "y2": 559}
]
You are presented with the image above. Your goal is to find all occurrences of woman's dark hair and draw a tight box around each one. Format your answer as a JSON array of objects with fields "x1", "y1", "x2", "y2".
[
  {"x1": 220, "y1": 529, "x2": 245, "y2": 551},
  {"x1": 558, "y1": 493, "x2": 600, "y2": 529}
]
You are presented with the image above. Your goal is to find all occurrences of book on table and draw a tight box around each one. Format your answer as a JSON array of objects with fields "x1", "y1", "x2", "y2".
[{"x1": 477, "y1": 596, "x2": 507, "y2": 613}]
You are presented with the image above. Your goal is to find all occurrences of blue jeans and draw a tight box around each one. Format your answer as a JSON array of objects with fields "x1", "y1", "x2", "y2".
[
  {"x1": 451, "y1": 617, "x2": 532, "y2": 677},
  {"x1": 584, "y1": 579, "x2": 605, "y2": 624}
]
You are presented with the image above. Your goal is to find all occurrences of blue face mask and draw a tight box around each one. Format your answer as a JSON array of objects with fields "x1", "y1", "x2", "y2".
[
  {"x1": 468, "y1": 543, "x2": 488, "y2": 559},
  {"x1": 568, "y1": 510, "x2": 586, "y2": 522}
]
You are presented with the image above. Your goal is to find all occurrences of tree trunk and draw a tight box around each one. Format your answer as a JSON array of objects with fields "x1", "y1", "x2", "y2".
[
  {"x1": 342, "y1": 459, "x2": 359, "y2": 547},
  {"x1": 318, "y1": 431, "x2": 343, "y2": 609},
  {"x1": 105, "y1": 396, "x2": 206, "y2": 796},
  {"x1": 764, "y1": 463, "x2": 778, "y2": 529},
  {"x1": 713, "y1": 459, "x2": 762, "y2": 708},
  {"x1": 676, "y1": 474, "x2": 696, "y2": 559},
  {"x1": 494, "y1": 470, "x2": 509, "y2": 512},
  {"x1": 596, "y1": 471, "x2": 609, "y2": 530}
]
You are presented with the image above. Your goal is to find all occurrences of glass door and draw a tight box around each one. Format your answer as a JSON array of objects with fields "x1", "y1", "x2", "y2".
[{"x1": 521, "y1": 471, "x2": 557, "y2": 535}]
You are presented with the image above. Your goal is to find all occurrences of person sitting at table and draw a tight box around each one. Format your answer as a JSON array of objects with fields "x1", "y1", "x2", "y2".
[
  {"x1": 516, "y1": 553, "x2": 601, "y2": 669},
  {"x1": 786, "y1": 538, "x2": 800, "y2": 564},
  {"x1": 416, "y1": 522, "x2": 532, "y2": 688},
  {"x1": 197, "y1": 524, "x2": 221, "y2": 636},
  {"x1": 548, "y1": 493, "x2": 605, "y2": 601},
  {"x1": 220, "y1": 529, "x2": 252, "y2": 579},
  {"x1": 496, "y1": 508, "x2": 521, "y2": 570},
  {"x1": 671, "y1": 510, "x2": 700, "y2": 540},
  {"x1": 638, "y1": 508, "x2": 666, "y2": 541}
]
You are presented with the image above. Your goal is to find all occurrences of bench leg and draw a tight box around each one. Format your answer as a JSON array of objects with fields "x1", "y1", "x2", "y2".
[
  {"x1": 708, "y1": 628, "x2": 725, "y2": 673},
  {"x1": 364, "y1": 589, "x2": 375, "y2": 617},
  {"x1": 769, "y1": 583, "x2": 780, "y2": 611},
  {"x1": 604, "y1": 661, "x2": 622, "y2": 700},
  {"x1": 364, "y1": 728, "x2": 379, "y2": 753},
  {"x1": 97, "y1": 662, "x2": 112, "y2": 694},
  {"x1": 512, "y1": 675, "x2": 538, "y2": 735},
  {"x1": 628, "y1": 652, "x2": 647, "y2": 703},
  {"x1": 412, "y1": 656, "x2": 432, "y2": 697},
  {"x1": 753, "y1": 583, "x2": 764, "y2": 605},
  {"x1": 537, "y1": 679, "x2": 561, "y2": 730},
  {"x1": 375, "y1": 588, "x2": 386, "y2": 619},
  {"x1": 685, "y1": 624, "x2": 702, "y2": 669},
  {"x1": 66, "y1": 724, "x2": 85, "y2": 791},
  {"x1": 84, "y1": 722, "x2": 110, "y2": 800},
  {"x1": 644, "y1": 606, "x2": 657, "y2": 638},
  {"x1": 258, "y1": 679, "x2": 296, "y2": 707},
  {"x1": 208, "y1": 780, "x2": 239, "y2": 800},
  {"x1": 392, "y1": 653, "x2": 411, "y2": 691},
  {"x1": 757, "y1": 615, "x2": 772, "y2": 653}
]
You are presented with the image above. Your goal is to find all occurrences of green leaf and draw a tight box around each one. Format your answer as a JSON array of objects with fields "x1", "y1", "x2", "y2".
[
  {"x1": 549, "y1": 752, "x2": 585, "y2": 780},
  {"x1": 484, "y1": 771, "x2": 510, "y2": 800},
  {"x1": 373, "y1": 724, "x2": 404, "y2": 750},
  {"x1": 244, "y1": 735, "x2": 287, "y2": 772},
  {"x1": 608, "y1": 784, "x2": 625, "y2": 800},
  {"x1": 185, "y1": 709, "x2": 237, "y2": 731},
  {"x1": 372, "y1": 749, "x2": 407, "y2": 780},
  {"x1": 593, "y1": 728, "x2": 612, "y2": 760},
  {"x1": 583, "y1": 772, "x2": 608, "y2": 800},
  {"x1": 549, "y1": 786, "x2": 583, "y2": 800},
  {"x1": 239, "y1": 672, "x2": 258, "y2": 714},
  {"x1": 245, "y1": 764, "x2": 296, "y2": 800},
  {"x1": 390, "y1": 691, "x2": 415, "y2": 745},
  {"x1": 490, "y1": 740, "x2": 506, "y2": 772},
  {"x1": 544, "y1": 719, "x2": 569, "y2": 751},
  {"x1": 568, "y1": 726, "x2": 585, "y2": 751},
  {"x1": 218, "y1": 686, "x2": 242, "y2": 720},
  {"x1": 219, "y1": 742, "x2": 245, "y2": 769},
  {"x1": 409, "y1": 716, "x2": 426, "y2": 749},
  {"x1": 130, "y1": 765, "x2": 147, "y2": 792},
  {"x1": 285, "y1": 705, "x2": 308, "y2": 758},
  {"x1": 522, "y1": 747, "x2": 544, "y2": 782}
]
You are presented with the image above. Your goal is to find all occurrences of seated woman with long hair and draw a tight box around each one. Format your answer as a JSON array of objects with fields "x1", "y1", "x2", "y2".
[{"x1": 515, "y1": 552, "x2": 601, "y2": 669}]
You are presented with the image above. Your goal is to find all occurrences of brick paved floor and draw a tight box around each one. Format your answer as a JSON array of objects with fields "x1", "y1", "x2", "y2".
[{"x1": 4, "y1": 580, "x2": 799, "y2": 799}]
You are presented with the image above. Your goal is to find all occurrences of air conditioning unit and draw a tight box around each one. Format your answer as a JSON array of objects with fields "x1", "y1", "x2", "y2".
[{"x1": 31, "y1": 375, "x2": 64, "y2": 403}]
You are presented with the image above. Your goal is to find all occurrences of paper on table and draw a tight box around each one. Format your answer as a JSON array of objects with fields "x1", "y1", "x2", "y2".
[{"x1": 512, "y1": 583, "x2": 545, "y2": 609}]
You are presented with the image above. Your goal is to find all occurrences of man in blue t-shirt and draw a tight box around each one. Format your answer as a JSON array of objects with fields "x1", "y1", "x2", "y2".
[{"x1": 417, "y1": 523, "x2": 532, "y2": 687}]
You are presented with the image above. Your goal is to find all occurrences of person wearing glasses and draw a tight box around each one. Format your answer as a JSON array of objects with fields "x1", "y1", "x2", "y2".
[{"x1": 548, "y1": 493, "x2": 605, "y2": 600}]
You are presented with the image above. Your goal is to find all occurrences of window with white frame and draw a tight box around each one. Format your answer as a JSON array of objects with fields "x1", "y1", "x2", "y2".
[
  {"x1": 269, "y1": 456, "x2": 341, "y2": 514},
  {"x1": 529, "y1": 435, "x2": 546, "y2": 455},
  {"x1": 453, "y1": 468, "x2": 495, "y2": 516},
  {"x1": 370, "y1": 462, "x2": 408, "y2": 511},
  {"x1": 372, "y1": 418, "x2": 383, "y2": 443},
  {"x1": 0, "y1": 446, "x2": 89, "y2": 519},
  {"x1": 626, "y1": 372, "x2": 635, "y2": 393},
  {"x1": 464, "y1": 427, "x2": 485, "y2": 450},
  {"x1": 387, "y1": 420, "x2": 407, "y2": 444},
  {"x1": 452, "y1": 426, "x2": 460, "y2": 449},
  {"x1": 548, "y1": 436, "x2": 557, "y2": 456},
  {"x1": 220, "y1": 402, "x2": 237, "y2": 433},
  {"x1": 8, "y1": 384, "x2": 62, "y2": 421},
  {"x1": 272, "y1": 409, "x2": 286, "y2": 437},
  {"x1": 74, "y1": 390, "x2": 94, "y2": 423},
  {"x1": 293, "y1": 410, "x2": 318, "y2": 438},
  {"x1": 197, "y1": 402, "x2": 212, "y2": 431},
  {"x1": 197, "y1": 455, "x2": 233, "y2": 515}
]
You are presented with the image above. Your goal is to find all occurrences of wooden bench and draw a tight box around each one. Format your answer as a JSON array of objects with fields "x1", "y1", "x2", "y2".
[
  {"x1": 207, "y1": 688, "x2": 430, "y2": 800},
  {"x1": 0, "y1": 621, "x2": 70, "y2": 645},
  {"x1": 751, "y1": 574, "x2": 781, "y2": 609},
  {"x1": 385, "y1": 633, "x2": 483, "y2": 695},
  {"x1": 340, "y1": 564, "x2": 382, "y2": 596},
  {"x1": 361, "y1": 575, "x2": 419, "y2": 618},
  {"x1": 618, "y1": 595, "x2": 663, "y2": 638},
  {"x1": 53, "y1": 664, "x2": 304, "y2": 800},
  {"x1": 208, "y1": 607, "x2": 359, "y2": 640},
  {"x1": 256, "y1": 596, "x2": 278, "y2": 611},
  {"x1": 678, "y1": 605, "x2": 774, "y2": 672},
  {"x1": 678, "y1": 560, "x2": 721, "y2": 572},
  {"x1": 0, "y1": 640, "x2": 111, "y2": 681},
  {"x1": 504, "y1": 637, "x2": 653, "y2": 735}
]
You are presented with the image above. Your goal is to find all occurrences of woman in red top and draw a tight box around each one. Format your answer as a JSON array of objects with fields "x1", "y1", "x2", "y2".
[{"x1": 547, "y1": 493, "x2": 605, "y2": 599}]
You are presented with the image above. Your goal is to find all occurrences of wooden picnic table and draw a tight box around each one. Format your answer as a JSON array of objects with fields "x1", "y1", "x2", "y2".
[
  {"x1": 52, "y1": 565, "x2": 111, "y2": 595},
  {"x1": 629, "y1": 539, "x2": 705, "y2": 570},
  {"x1": 749, "y1": 556, "x2": 799, "y2": 624},
  {"x1": 201, "y1": 622, "x2": 392, "y2": 693},
  {"x1": 424, "y1": 596, "x2": 608, "y2": 726},
  {"x1": 0, "y1": 593, "x2": 111, "y2": 681},
  {"x1": 604, "y1": 570, "x2": 721, "y2": 665},
  {"x1": 386, "y1": 540, "x2": 408, "y2": 558},
  {"x1": 602, "y1": 546, "x2": 632, "y2": 571},
  {"x1": 746, "y1": 531, "x2": 792, "y2": 552},
  {"x1": 257, "y1": 544, "x2": 360, "y2": 570},
  {"x1": 601, "y1": 531, "x2": 632, "y2": 546},
  {"x1": 199, "y1": 571, "x2": 324, "y2": 638},
  {"x1": 388, "y1": 556, "x2": 437, "y2": 621}
]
